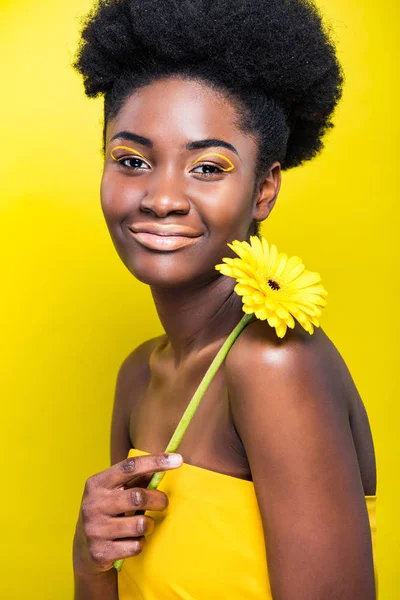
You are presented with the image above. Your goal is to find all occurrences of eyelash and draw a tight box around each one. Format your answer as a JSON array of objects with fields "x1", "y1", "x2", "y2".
[
  {"x1": 118, "y1": 157, "x2": 150, "y2": 170},
  {"x1": 191, "y1": 164, "x2": 225, "y2": 177},
  {"x1": 116, "y1": 157, "x2": 226, "y2": 178}
]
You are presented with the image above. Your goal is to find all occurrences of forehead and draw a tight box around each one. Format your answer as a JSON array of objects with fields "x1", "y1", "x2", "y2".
[{"x1": 106, "y1": 77, "x2": 257, "y2": 156}]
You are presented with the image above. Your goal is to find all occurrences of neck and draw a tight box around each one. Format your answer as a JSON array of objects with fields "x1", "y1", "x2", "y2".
[{"x1": 151, "y1": 276, "x2": 244, "y2": 362}]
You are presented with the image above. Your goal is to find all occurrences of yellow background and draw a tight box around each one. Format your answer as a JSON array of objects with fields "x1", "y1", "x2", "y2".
[{"x1": 0, "y1": 0, "x2": 398, "y2": 597}]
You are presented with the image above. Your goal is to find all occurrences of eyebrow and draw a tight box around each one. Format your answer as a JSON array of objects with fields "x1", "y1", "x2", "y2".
[
  {"x1": 110, "y1": 131, "x2": 153, "y2": 148},
  {"x1": 186, "y1": 138, "x2": 239, "y2": 157},
  {"x1": 110, "y1": 132, "x2": 239, "y2": 158}
]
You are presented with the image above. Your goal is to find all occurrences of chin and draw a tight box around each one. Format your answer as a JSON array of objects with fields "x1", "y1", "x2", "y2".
[{"x1": 118, "y1": 248, "x2": 216, "y2": 289}]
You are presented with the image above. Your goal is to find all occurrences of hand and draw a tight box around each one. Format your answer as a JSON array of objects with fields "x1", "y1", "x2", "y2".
[{"x1": 73, "y1": 452, "x2": 183, "y2": 577}]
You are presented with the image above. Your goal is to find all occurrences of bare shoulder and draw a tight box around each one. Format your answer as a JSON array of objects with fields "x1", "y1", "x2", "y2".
[
  {"x1": 225, "y1": 319, "x2": 361, "y2": 474},
  {"x1": 226, "y1": 319, "x2": 350, "y2": 417},
  {"x1": 110, "y1": 335, "x2": 166, "y2": 464},
  {"x1": 224, "y1": 319, "x2": 355, "y2": 482},
  {"x1": 225, "y1": 319, "x2": 376, "y2": 493},
  {"x1": 225, "y1": 321, "x2": 376, "y2": 598}
]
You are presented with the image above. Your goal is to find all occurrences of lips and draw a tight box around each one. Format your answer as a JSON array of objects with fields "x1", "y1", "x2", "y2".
[{"x1": 128, "y1": 224, "x2": 202, "y2": 251}]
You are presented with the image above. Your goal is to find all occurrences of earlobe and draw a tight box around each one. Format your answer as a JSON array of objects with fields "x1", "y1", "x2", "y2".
[{"x1": 253, "y1": 161, "x2": 281, "y2": 222}]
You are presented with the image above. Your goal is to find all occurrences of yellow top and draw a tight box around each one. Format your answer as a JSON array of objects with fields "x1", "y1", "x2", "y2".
[{"x1": 118, "y1": 448, "x2": 378, "y2": 599}]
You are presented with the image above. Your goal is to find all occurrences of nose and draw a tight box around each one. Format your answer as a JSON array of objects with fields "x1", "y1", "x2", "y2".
[{"x1": 140, "y1": 173, "x2": 190, "y2": 217}]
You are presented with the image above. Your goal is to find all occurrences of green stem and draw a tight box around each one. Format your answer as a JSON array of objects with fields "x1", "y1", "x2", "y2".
[
  {"x1": 113, "y1": 312, "x2": 252, "y2": 572},
  {"x1": 150, "y1": 312, "x2": 253, "y2": 472}
]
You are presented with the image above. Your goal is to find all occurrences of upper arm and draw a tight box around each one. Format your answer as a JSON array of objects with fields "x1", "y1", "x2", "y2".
[
  {"x1": 110, "y1": 339, "x2": 156, "y2": 465},
  {"x1": 226, "y1": 325, "x2": 376, "y2": 600}
]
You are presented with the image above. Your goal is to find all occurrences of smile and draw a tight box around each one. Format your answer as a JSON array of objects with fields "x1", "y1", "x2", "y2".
[{"x1": 128, "y1": 225, "x2": 202, "y2": 251}]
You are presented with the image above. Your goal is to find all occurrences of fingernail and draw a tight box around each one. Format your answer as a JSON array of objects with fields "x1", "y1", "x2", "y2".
[{"x1": 166, "y1": 453, "x2": 183, "y2": 466}]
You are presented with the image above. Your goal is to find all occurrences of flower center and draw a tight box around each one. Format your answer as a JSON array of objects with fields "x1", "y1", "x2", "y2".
[{"x1": 268, "y1": 279, "x2": 280, "y2": 291}]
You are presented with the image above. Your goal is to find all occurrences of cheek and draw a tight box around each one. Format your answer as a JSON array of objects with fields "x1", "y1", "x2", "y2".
[
  {"x1": 199, "y1": 178, "x2": 255, "y2": 236},
  {"x1": 100, "y1": 170, "x2": 141, "y2": 221},
  {"x1": 100, "y1": 171, "x2": 120, "y2": 220}
]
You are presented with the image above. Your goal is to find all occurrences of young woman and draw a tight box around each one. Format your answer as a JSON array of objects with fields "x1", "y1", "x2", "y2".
[{"x1": 72, "y1": 1, "x2": 377, "y2": 598}]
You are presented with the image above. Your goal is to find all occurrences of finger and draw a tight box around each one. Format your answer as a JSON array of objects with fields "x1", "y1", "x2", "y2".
[
  {"x1": 111, "y1": 537, "x2": 147, "y2": 561},
  {"x1": 105, "y1": 515, "x2": 155, "y2": 539},
  {"x1": 113, "y1": 487, "x2": 169, "y2": 515},
  {"x1": 91, "y1": 537, "x2": 147, "y2": 568},
  {"x1": 90, "y1": 453, "x2": 183, "y2": 490},
  {"x1": 124, "y1": 472, "x2": 153, "y2": 490}
]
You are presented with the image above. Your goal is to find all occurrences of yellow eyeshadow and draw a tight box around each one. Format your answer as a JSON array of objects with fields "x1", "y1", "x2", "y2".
[
  {"x1": 110, "y1": 145, "x2": 148, "y2": 161},
  {"x1": 192, "y1": 153, "x2": 235, "y2": 172}
]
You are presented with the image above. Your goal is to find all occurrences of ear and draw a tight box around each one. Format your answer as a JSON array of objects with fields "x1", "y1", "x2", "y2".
[{"x1": 252, "y1": 161, "x2": 281, "y2": 222}]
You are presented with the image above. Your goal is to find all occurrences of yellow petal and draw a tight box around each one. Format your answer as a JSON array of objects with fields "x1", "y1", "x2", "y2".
[
  {"x1": 285, "y1": 313, "x2": 296, "y2": 329},
  {"x1": 284, "y1": 262, "x2": 306, "y2": 284},
  {"x1": 275, "y1": 253, "x2": 288, "y2": 277},
  {"x1": 242, "y1": 305, "x2": 255, "y2": 314},
  {"x1": 229, "y1": 257, "x2": 258, "y2": 278},
  {"x1": 288, "y1": 301, "x2": 321, "y2": 317},
  {"x1": 229, "y1": 239, "x2": 250, "y2": 252},
  {"x1": 250, "y1": 236, "x2": 264, "y2": 265},
  {"x1": 221, "y1": 257, "x2": 249, "y2": 272},
  {"x1": 220, "y1": 257, "x2": 236, "y2": 265},
  {"x1": 276, "y1": 322, "x2": 287, "y2": 338},
  {"x1": 268, "y1": 244, "x2": 279, "y2": 271},
  {"x1": 290, "y1": 295, "x2": 326, "y2": 311},
  {"x1": 302, "y1": 321, "x2": 314, "y2": 335},
  {"x1": 267, "y1": 314, "x2": 280, "y2": 328},
  {"x1": 252, "y1": 293, "x2": 265, "y2": 304},
  {"x1": 254, "y1": 306, "x2": 268, "y2": 320},
  {"x1": 234, "y1": 283, "x2": 258, "y2": 296},
  {"x1": 261, "y1": 237, "x2": 270, "y2": 262},
  {"x1": 276, "y1": 304, "x2": 290, "y2": 319},
  {"x1": 293, "y1": 310, "x2": 308, "y2": 325},
  {"x1": 286, "y1": 304, "x2": 320, "y2": 323},
  {"x1": 265, "y1": 296, "x2": 278, "y2": 311},
  {"x1": 296, "y1": 283, "x2": 328, "y2": 296},
  {"x1": 230, "y1": 240, "x2": 253, "y2": 258},
  {"x1": 215, "y1": 264, "x2": 235, "y2": 277},
  {"x1": 283, "y1": 254, "x2": 302, "y2": 274},
  {"x1": 310, "y1": 316, "x2": 320, "y2": 327},
  {"x1": 291, "y1": 270, "x2": 322, "y2": 289},
  {"x1": 236, "y1": 277, "x2": 260, "y2": 289}
]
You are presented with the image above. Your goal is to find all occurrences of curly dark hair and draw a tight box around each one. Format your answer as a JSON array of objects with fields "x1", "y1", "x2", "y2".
[{"x1": 73, "y1": 0, "x2": 344, "y2": 176}]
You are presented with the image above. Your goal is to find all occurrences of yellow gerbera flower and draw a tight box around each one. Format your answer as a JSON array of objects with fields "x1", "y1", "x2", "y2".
[{"x1": 215, "y1": 236, "x2": 328, "y2": 338}]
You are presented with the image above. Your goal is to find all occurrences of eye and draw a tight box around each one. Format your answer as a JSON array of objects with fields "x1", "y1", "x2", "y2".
[
  {"x1": 117, "y1": 157, "x2": 151, "y2": 170},
  {"x1": 190, "y1": 164, "x2": 225, "y2": 177},
  {"x1": 110, "y1": 145, "x2": 151, "y2": 171}
]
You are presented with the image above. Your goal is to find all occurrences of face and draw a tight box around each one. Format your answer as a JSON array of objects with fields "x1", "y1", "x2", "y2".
[{"x1": 101, "y1": 77, "x2": 281, "y2": 287}]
